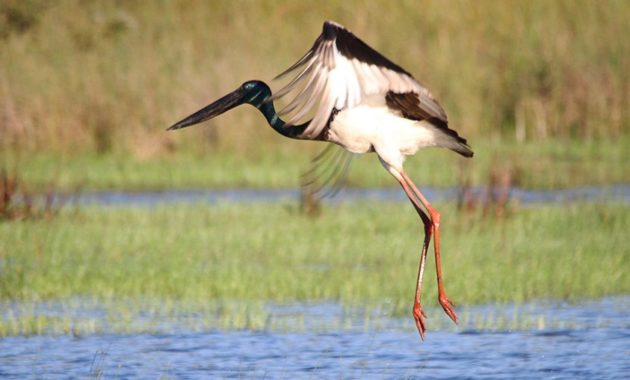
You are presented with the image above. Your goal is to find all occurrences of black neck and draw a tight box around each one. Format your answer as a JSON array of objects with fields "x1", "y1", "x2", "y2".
[{"x1": 253, "y1": 99, "x2": 309, "y2": 140}]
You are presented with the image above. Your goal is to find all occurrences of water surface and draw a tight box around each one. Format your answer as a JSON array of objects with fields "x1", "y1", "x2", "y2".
[
  {"x1": 39, "y1": 184, "x2": 630, "y2": 208},
  {"x1": 1, "y1": 297, "x2": 627, "y2": 379}
]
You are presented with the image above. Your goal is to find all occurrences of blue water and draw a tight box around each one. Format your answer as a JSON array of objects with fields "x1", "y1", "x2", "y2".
[
  {"x1": 4, "y1": 186, "x2": 629, "y2": 378},
  {"x1": 1, "y1": 297, "x2": 628, "y2": 379},
  {"x1": 50, "y1": 184, "x2": 630, "y2": 207}
]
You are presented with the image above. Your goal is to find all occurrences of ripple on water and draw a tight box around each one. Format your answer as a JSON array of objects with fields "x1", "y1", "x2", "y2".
[{"x1": 0, "y1": 297, "x2": 628, "y2": 379}]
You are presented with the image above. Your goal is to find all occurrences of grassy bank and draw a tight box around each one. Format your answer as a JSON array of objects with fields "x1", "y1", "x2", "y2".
[
  {"x1": 1, "y1": 202, "x2": 627, "y2": 308},
  {"x1": 2, "y1": 136, "x2": 629, "y2": 191}
]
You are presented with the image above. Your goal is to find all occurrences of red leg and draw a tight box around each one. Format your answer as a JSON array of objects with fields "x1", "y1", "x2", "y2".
[
  {"x1": 413, "y1": 209, "x2": 432, "y2": 339},
  {"x1": 401, "y1": 171, "x2": 458, "y2": 324},
  {"x1": 381, "y1": 161, "x2": 434, "y2": 339}
]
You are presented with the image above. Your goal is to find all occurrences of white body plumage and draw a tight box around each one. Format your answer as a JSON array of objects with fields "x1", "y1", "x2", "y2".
[{"x1": 328, "y1": 96, "x2": 450, "y2": 171}]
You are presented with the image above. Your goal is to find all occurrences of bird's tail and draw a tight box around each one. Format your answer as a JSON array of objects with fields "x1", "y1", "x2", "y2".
[
  {"x1": 447, "y1": 138, "x2": 474, "y2": 158},
  {"x1": 426, "y1": 119, "x2": 474, "y2": 158}
]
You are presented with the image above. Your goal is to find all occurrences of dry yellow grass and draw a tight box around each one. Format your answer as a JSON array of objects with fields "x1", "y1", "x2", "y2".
[{"x1": 1, "y1": 0, "x2": 628, "y2": 159}]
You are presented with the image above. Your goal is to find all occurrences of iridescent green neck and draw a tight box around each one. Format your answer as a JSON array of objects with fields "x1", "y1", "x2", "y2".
[{"x1": 243, "y1": 81, "x2": 308, "y2": 140}]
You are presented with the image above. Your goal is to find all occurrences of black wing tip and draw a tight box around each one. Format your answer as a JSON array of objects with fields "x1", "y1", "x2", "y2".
[
  {"x1": 324, "y1": 21, "x2": 412, "y2": 76},
  {"x1": 323, "y1": 20, "x2": 344, "y2": 37},
  {"x1": 323, "y1": 20, "x2": 353, "y2": 42}
]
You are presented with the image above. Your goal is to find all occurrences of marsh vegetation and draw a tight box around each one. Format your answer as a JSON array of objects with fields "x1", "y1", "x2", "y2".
[
  {"x1": 0, "y1": 1, "x2": 628, "y2": 339},
  {"x1": 1, "y1": 201, "x2": 628, "y2": 335}
]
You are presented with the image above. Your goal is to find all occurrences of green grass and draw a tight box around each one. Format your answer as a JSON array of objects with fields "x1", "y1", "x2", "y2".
[
  {"x1": 2, "y1": 1, "x2": 628, "y2": 337},
  {"x1": 2, "y1": 135, "x2": 629, "y2": 191},
  {"x1": 1, "y1": 202, "x2": 627, "y2": 307},
  {"x1": 1, "y1": 201, "x2": 628, "y2": 335}
]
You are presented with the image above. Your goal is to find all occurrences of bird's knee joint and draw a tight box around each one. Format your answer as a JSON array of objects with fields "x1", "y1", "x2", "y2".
[
  {"x1": 423, "y1": 224, "x2": 432, "y2": 235},
  {"x1": 431, "y1": 212, "x2": 441, "y2": 227}
]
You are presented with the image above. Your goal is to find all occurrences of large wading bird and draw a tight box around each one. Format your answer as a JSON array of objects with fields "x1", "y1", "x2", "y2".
[{"x1": 168, "y1": 21, "x2": 473, "y2": 339}]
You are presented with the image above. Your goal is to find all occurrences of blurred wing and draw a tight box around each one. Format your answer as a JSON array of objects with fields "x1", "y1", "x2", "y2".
[
  {"x1": 273, "y1": 20, "x2": 447, "y2": 139},
  {"x1": 301, "y1": 144, "x2": 354, "y2": 199}
]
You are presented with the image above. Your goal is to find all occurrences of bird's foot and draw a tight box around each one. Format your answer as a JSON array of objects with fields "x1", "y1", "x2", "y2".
[
  {"x1": 439, "y1": 294, "x2": 458, "y2": 324},
  {"x1": 413, "y1": 304, "x2": 428, "y2": 340}
]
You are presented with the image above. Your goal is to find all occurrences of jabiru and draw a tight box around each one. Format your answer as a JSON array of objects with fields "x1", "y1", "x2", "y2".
[{"x1": 168, "y1": 20, "x2": 474, "y2": 339}]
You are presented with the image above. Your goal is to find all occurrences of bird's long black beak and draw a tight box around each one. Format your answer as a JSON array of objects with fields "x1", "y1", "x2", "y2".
[{"x1": 167, "y1": 87, "x2": 246, "y2": 131}]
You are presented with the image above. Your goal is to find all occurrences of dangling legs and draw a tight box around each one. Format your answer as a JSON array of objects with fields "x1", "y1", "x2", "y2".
[
  {"x1": 400, "y1": 171, "x2": 458, "y2": 324},
  {"x1": 413, "y1": 205, "x2": 432, "y2": 339},
  {"x1": 380, "y1": 159, "x2": 434, "y2": 339}
]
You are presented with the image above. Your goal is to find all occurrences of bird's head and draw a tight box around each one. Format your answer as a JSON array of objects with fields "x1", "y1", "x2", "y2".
[{"x1": 167, "y1": 80, "x2": 271, "y2": 131}]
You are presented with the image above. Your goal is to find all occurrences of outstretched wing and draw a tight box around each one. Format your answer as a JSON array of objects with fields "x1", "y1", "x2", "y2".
[{"x1": 272, "y1": 20, "x2": 447, "y2": 139}]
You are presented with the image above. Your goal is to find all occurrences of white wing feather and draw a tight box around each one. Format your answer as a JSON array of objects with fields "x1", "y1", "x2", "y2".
[{"x1": 274, "y1": 22, "x2": 447, "y2": 139}]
